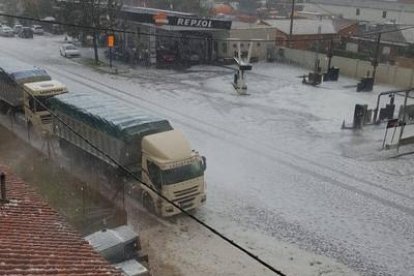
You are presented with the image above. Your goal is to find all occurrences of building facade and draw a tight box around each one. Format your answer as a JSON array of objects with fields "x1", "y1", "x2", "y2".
[{"x1": 212, "y1": 18, "x2": 358, "y2": 61}]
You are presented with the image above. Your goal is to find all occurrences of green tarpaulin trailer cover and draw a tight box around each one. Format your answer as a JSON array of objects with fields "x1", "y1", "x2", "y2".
[
  {"x1": 0, "y1": 56, "x2": 51, "y2": 84},
  {"x1": 47, "y1": 92, "x2": 173, "y2": 141}
]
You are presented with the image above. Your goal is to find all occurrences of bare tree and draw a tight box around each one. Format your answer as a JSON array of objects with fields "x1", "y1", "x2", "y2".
[{"x1": 57, "y1": 0, "x2": 123, "y2": 64}]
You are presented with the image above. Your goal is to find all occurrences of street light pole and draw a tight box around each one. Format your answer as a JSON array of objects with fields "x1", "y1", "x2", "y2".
[
  {"x1": 371, "y1": 33, "x2": 382, "y2": 83},
  {"x1": 289, "y1": 0, "x2": 295, "y2": 48}
]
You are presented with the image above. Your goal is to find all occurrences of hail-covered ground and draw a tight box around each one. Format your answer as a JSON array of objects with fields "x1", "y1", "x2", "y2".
[{"x1": 0, "y1": 35, "x2": 413, "y2": 276}]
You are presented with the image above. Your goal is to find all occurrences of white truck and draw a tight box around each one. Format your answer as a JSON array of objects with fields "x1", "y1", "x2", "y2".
[
  {"x1": 48, "y1": 92, "x2": 207, "y2": 216},
  {"x1": 0, "y1": 56, "x2": 68, "y2": 133}
]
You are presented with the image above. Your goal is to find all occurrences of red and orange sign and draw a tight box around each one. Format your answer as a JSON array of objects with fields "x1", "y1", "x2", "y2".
[
  {"x1": 107, "y1": 35, "x2": 115, "y2": 48},
  {"x1": 153, "y1": 12, "x2": 168, "y2": 26}
]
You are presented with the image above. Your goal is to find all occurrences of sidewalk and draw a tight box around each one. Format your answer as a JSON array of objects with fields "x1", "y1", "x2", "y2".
[{"x1": 78, "y1": 46, "x2": 131, "y2": 75}]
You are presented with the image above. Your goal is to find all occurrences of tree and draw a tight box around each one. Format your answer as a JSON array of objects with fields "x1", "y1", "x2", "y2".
[
  {"x1": 56, "y1": 0, "x2": 123, "y2": 64},
  {"x1": 37, "y1": 0, "x2": 54, "y2": 17},
  {"x1": 239, "y1": 0, "x2": 260, "y2": 14},
  {"x1": 2, "y1": 0, "x2": 19, "y2": 26},
  {"x1": 21, "y1": 0, "x2": 54, "y2": 18},
  {"x1": 151, "y1": 0, "x2": 202, "y2": 14}
]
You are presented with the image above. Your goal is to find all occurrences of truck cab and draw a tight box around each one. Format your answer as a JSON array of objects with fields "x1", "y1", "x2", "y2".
[
  {"x1": 23, "y1": 80, "x2": 68, "y2": 134},
  {"x1": 141, "y1": 129, "x2": 207, "y2": 216}
]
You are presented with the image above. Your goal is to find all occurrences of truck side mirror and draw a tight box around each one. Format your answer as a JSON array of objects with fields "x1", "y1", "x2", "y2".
[{"x1": 201, "y1": 156, "x2": 207, "y2": 171}]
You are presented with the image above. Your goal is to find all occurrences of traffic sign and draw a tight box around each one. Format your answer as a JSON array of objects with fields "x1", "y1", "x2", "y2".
[{"x1": 107, "y1": 35, "x2": 115, "y2": 48}]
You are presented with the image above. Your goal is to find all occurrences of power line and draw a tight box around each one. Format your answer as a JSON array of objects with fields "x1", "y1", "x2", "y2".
[
  {"x1": 0, "y1": 55, "x2": 288, "y2": 276},
  {"x1": 0, "y1": 12, "x2": 413, "y2": 44},
  {"x1": 1, "y1": 10, "x2": 409, "y2": 276}
]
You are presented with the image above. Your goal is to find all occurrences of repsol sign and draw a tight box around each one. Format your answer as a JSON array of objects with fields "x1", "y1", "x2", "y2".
[
  {"x1": 177, "y1": 18, "x2": 213, "y2": 28},
  {"x1": 120, "y1": 9, "x2": 232, "y2": 30},
  {"x1": 170, "y1": 17, "x2": 232, "y2": 30}
]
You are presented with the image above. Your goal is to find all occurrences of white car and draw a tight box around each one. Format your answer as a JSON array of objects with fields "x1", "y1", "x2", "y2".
[
  {"x1": 31, "y1": 25, "x2": 44, "y2": 35},
  {"x1": 13, "y1": 24, "x2": 23, "y2": 34},
  {"x1": 60, "y1": 44, "x2": 81, "y2": 58},
  {"x1": 0, "y1": 26, "x2": 15, "y2": 37}
]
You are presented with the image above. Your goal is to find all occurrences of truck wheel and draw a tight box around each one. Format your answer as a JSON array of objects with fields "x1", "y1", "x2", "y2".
[{"x1": 143, "y1": 193, "x2": 155, "y2": 214}]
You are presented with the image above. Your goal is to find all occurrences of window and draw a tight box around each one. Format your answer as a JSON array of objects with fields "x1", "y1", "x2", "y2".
[
  {"x1": 382, "y1": 11, "x2": 387, "y2": 18},
  {"x1": 147, "y1": 161, "x2": 162, "y2": 189},
  {"x1": 356, "y1": 8, "x2": 360, "y2": 16},
  {"x1": 160, "y1": 161, "x2": 204, "y2": 185},
  {"x1": 28, "y1": 96, "x2": 35, "y2": 111}
]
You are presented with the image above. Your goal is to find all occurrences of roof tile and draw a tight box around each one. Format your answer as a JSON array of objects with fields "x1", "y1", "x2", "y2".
[{"x1": 0, "y1": 165, "x2": 121, "y2": 276}]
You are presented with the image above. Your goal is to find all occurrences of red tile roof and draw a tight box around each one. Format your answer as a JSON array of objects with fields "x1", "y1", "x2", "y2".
[{"x1": 0, "y1": 165, "x2": 121, "y2": 276}]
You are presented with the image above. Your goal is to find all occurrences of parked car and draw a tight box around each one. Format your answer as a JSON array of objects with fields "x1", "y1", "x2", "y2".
[
  {"x1": 59, "y1": 43, "x2": 81, "y2": 58},
  {"x1": 0, "y1": 26, "x2": 15, "y2": 37},
  {"x1": 31, "y1": 25, "x2": 44, "y2": 35},
  {"x1": 13, "y1": 24, "x2": 23, "y2": 34},
  {"x1": 18, "y1": 27, "x2": 33, "y2": 39},
  {"x1": 183, "y1": 52, "x2": 201, "y2": 65},
  {"x1": 157, "y1": 50, "x2": 176, "y2": 64}
]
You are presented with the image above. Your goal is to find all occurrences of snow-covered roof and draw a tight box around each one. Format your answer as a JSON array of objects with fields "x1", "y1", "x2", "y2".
[
  {"x1": 122, "y1": 5, "x2": 194, "y2": 17},
  {"x1": 401, "y1": 28, "x2": 414, "y2": 44},
  {"x1": 232, "y1": 19, "x2": 337, "y2": 35},
  {"x1": 266, "y1": 19, "x2": 336, "y2": 35},
  {"x1": 42, "y1": 16, "x2": 56, "y2": 21},
  {"x1": 308, "y1": 0, "x2": 414, "y2": 12},
  {"x1": 85, "y1": 225, "x2": 138, "y2": 253}
]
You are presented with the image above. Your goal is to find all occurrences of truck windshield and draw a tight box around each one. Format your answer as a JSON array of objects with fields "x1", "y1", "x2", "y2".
[
  {"x1": 11, "y1": 69, "x2": 51, "y2": 84},
  {"x1": 29, "y1": 96, "x2": 52, "y2": 112},
  {"x1": 36, "y1": 96, "x2": 51, "y2": 112},
  {"x1": 161, "y1": 161, "x2": 204, "y2": 185}
]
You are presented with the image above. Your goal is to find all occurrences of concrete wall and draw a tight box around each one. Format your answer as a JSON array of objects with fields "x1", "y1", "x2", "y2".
[{"x1": 281, "y1": 47, "x2": 414, "y2": 88}]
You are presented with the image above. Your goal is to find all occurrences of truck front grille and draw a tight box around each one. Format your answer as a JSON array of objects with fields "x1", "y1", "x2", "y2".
[
  {"x1": 41, "y1": 114, "x2": 53, "y2": 124},
  {"x1": 174, "y1": 186, "x2": 198, "y2": 197},
  {"x1": 174, "y1": 186, "x2": 199, "y2": 210}
]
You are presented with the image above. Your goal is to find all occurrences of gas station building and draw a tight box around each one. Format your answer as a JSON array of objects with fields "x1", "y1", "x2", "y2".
[{"x1": 117, "y1": 6, "x2": 232, "y2": 66}]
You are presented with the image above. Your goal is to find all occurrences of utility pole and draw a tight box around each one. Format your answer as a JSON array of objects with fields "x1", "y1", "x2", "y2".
[
  {"x1": 289, "y1": 0, "x2": 295, "y2": 48},
  {"x1": 313, "y1": 25, "x2": 322, "y2": 73},
  {"x1": 327, "y1": 39, "x2": 334, "y2": 70},
  {"x1": 372, "y1": 33, "x2": 382, "y2": 83},
  {"x1": 397, "y1": 90, "x2": 410, "y2": 152}
]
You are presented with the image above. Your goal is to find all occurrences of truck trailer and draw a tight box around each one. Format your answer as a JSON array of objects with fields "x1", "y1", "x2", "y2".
[{"x1": 48, "y1": 92, "x2": 207, "y2": 216}]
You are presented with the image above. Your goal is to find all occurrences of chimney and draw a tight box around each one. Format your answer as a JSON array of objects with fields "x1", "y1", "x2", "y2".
[{"x1": 0, "y1": 172, "x2": 8, "y2": 203}]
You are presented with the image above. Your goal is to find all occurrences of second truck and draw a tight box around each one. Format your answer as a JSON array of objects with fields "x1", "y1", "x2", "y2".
[{"x1": 0, "y1": 56, "x2": 68, "y2": 133}]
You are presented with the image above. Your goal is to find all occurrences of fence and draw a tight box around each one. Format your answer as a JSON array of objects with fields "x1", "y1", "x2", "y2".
[{"x1": 278, "y1": 48, "x2": 414, "y2": 88}]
